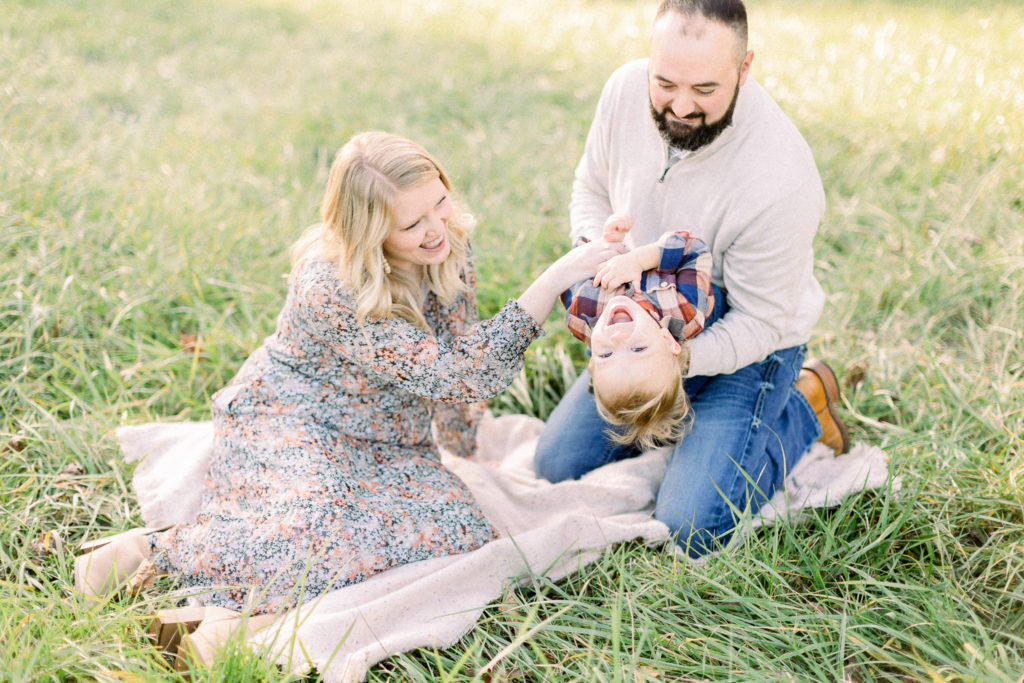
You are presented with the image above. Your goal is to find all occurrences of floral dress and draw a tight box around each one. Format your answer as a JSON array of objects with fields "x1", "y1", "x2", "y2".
[{"x1": 149, "y1": 256, "x2": 541, "y2": 613}]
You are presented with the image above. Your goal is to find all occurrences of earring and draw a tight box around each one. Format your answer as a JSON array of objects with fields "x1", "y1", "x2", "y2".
[{"x1": 382, "y1": 257, "x2": 392, "y2": 275}]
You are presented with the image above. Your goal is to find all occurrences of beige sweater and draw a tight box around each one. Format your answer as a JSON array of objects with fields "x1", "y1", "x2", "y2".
[{"x1": 570, "y1": 59, "x2": 826, "y2": 377}]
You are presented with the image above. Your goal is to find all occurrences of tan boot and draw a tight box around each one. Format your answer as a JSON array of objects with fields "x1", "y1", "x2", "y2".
[
  {"x1": 74, "y1": 526, "x2": 167, "y2": 599},
  {"x1": 795, "y1": 358, "x2": 850, "y2": 455}
]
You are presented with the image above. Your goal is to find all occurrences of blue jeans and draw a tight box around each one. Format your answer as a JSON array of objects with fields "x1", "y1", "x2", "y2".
[{"x1": 534, "y1": 345, "x2": 821, "y2": 557}]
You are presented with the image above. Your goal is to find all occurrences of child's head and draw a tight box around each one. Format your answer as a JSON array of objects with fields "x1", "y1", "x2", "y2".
[{"x1": 588, "y1": 295, "x2": 691, "y2": 450}]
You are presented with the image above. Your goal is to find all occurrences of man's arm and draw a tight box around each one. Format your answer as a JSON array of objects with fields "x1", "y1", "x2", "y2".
[{"x1": 686, "y1": 178, "x2": 824, "y2": 377}]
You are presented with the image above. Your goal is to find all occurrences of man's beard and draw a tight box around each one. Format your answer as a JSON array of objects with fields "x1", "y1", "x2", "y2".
[{"x1": 649, "y1": 83, "x2": 740, "y2": 152}]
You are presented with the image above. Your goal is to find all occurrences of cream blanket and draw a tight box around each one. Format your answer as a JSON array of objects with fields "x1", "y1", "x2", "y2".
[{"x1": 118, "y1": 412, "x2": 893, "y2": 681}]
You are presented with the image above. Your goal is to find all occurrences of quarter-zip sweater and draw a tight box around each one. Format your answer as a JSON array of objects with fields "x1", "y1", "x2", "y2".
[{"x1": 570, "y1": 58, "x2": 825, "y2": 378}]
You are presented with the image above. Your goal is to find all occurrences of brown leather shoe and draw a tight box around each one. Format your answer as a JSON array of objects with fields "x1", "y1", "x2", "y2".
[{"x1": 795, "y1": 358, "x2": 850, "y2": 454}]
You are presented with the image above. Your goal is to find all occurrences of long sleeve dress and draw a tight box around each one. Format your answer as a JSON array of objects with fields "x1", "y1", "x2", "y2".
[{"x1": 147, "y1": 255, "x2": 542, "y2": 613}]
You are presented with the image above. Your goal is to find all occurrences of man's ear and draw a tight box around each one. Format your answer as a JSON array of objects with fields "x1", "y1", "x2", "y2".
[{"x1": 739, "y1": 49, "x2": 754, "y2": 86}]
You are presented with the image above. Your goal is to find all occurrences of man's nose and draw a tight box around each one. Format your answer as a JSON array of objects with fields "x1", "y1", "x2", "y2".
[{"x1": 670, "y1": 94, "x2": 694, "y2": 118}]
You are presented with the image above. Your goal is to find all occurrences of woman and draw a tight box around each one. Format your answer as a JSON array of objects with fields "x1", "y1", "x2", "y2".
[{"x1": 76, "y1": 131, "x2": 615, "y2": 616}]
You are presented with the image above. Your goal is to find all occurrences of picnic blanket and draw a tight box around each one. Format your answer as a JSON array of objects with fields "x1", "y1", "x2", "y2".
[{"x1": 118, "y1": 412, "x2": 894, "y2": 681}]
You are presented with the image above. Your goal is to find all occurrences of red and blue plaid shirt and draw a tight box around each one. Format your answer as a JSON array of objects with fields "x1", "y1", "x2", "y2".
[{"x1": 562, "y1": 230, "x2": 715, "y2": 346}]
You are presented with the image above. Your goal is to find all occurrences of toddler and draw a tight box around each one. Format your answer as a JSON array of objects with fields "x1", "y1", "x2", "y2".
[{"x1": 561, "y1": 213, "x2": 721, "y2": 449}]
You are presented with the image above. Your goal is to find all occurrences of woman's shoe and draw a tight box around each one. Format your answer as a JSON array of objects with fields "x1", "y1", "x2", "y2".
[
  {"x1": 74, "y1": 526, "x2": 169, "y2": 599},
  {"x1": 147, "y1": 605, "x2": 210, "y2": 653},
  {"x1": 174, "y1": 608, "x2": 276, "y2": 672}
]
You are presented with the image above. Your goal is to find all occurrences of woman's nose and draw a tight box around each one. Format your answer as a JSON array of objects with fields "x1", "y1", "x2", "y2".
[{"x1": 425, "y1": 212, "x2": 444, "y2": 235}]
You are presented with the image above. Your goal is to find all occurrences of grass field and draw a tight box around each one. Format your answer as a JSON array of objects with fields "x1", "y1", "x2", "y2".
[{"x1": 2, "y1": 0, "x2": 1022, "y2": 680}]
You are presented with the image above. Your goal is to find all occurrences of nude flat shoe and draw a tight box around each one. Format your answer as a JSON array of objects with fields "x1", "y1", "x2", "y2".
[
  {"x1": 147, "y1": 605, "x2": 210, "y2": 653},
  {"x1": 74, "y1": 526, "x2": 170, "y2": 599},
  {"x1": 174, "y1": 608, "x2": 277, "y2": 672}
]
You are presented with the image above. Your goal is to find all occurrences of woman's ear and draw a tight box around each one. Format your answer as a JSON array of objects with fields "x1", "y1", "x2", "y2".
[{"x1": 661, "y1": 328, "x2": 682, "y2": 355}]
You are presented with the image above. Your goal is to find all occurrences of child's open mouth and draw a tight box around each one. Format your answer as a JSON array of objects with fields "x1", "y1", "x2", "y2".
[{"x1": 608, "y1": 305, "x2": 634, "y2": 325}]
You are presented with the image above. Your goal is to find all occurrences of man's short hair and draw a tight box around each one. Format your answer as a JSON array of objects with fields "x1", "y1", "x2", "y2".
[{"x1": 655, "y1": 0, "x2": 749, "y2": 55}]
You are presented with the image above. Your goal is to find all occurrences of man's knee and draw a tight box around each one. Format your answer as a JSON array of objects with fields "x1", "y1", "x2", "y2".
[
  {"x1": 654, "y1": 492, "x2": 737, "y2": 558},
  {"x1": 533, "y1": 429, "x2": 575, "y2": 482},
  {"x1": 533, "y1": 455, "x2": 575, "y2": 483}
]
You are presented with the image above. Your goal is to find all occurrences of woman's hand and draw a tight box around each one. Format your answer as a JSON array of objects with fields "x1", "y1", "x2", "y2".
[
  {"x1": 515, "y1": 239, "x2": 624, "y2": 326},
  {"x1": 548, "y1": 239, "x2": 624, "y2": 290}
]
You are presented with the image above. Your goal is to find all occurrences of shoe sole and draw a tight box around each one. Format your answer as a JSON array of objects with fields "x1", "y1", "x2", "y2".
[{"x1": 78, "y1": 525, "x2": 172, "y2": 555}]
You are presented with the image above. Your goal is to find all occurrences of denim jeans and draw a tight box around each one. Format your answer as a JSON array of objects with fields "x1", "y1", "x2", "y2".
[{"x1": 534, "y1": 345, "x2": 821, "y2": 557}]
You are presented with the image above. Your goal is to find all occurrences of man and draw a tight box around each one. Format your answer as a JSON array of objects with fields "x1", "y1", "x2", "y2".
[{"x1": 534, "y1": 0, "x2": 850, "y2": 557}]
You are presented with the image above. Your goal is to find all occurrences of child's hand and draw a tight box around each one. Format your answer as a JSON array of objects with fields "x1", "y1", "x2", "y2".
[
  {"x1": 601, "y1": 213, "x2": 633, "y2": 243},
  {"x1": 593, "y1": 251, "x2": 644, "y2": 292}
]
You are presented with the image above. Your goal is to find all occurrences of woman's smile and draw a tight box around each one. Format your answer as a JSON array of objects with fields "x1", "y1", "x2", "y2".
[
  {"x1": 422, "y1": 234, "x2": 445, "y2": 250},
  {"x1": 384, "y1": 177, "x2": 454, "y2": 276}
]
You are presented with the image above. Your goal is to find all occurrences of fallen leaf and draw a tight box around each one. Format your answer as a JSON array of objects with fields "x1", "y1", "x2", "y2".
[
  {"x1": 31, "y1": 530, "x2": 63, "y2": 557},
  {"x1": 4, "y1": 434, "x2": 27, "y2": 453},
  {"x1": 56, "y1": 462, "x2": 85, "y2": 482}
]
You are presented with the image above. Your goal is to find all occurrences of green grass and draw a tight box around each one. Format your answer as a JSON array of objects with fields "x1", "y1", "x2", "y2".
[{"x1": 2, "y1": 0, "x2": 1022, "y2": 680}]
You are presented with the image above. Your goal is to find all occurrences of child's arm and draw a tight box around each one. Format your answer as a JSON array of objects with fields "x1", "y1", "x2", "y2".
[
  {"x1": 594, "y1": 212, "x2": 652, "y2": 291},
  {"x1": 652, "y1": 230, "x2": 717, "y2": 343},
  {"x1": 593, "y1": 242, "x2": 661, "y2": 292},
  {"x1": 560, "y1": 218, "x2": 632, "y2": 345}
]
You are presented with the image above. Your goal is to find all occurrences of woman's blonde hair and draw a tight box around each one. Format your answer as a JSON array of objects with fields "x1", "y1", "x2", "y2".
[
  {"x1": 291, "y1": 131, "x2": 473, "y2": 330},
  {"x1": 590, "y1": 344, "x2": 692, "y2": 451}
]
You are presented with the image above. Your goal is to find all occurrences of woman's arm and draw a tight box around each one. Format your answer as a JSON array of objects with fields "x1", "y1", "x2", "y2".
[
  {"x1": 296, "y1": 241, "x2": 614, "y2": 405},
  {"x1": 429, "y1": 260, "x2": 489, "y2": 457},
  {"x1": 299, "y1": 278, "x2": 539, "y2": 403},
  {"x1": 515, "y1": 239, "x2": 617, "y2": 326}
]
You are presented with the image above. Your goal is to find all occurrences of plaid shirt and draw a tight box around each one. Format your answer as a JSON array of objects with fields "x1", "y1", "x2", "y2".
[{"x1": 562, "y1": 230, "x2": 715, "y2": 346}]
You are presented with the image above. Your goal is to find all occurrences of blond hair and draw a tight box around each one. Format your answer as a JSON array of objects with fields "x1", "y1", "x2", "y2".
[
  {"x1": 290, "y1": 131, "x2": 473, "y2": 330},
  {"x1": 590, "y1": 344, "x2": 692, "y2": 451}
]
